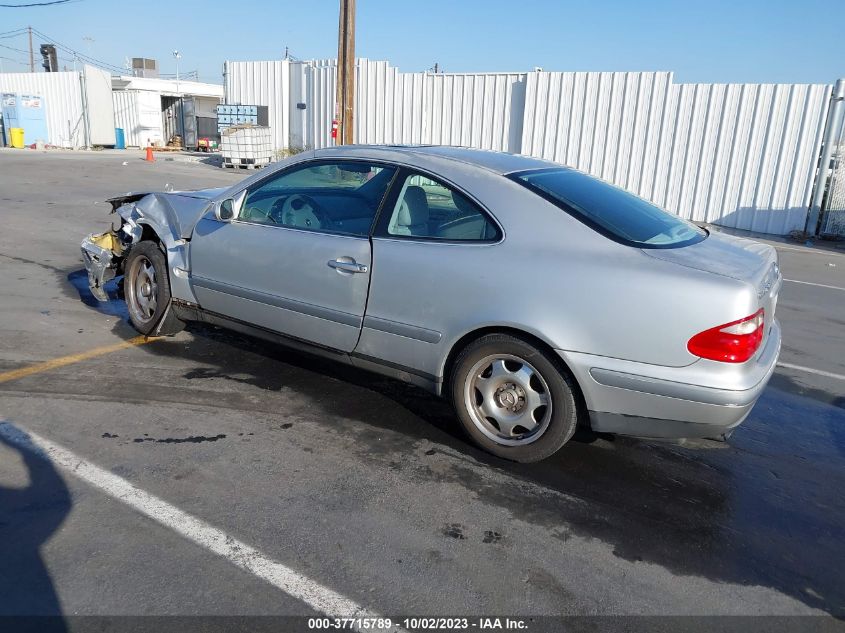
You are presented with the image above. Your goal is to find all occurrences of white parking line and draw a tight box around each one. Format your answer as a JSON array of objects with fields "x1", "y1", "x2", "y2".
[
  {"x1": 777, "y1": 362, "x2": 845, "y2": 381},
  {"x1": 783, "y1": 279, "x2": 845, "y2": 292},
  {"x1": 0, "y1": 422, "x2": 400, "y2": 631},
  {"x1": 774, "y1": 245, "x2": 845, "y2": 258}
]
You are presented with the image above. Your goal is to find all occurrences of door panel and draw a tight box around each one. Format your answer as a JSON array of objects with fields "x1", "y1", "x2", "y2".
[
  {"x1": 189, "y1": 216, "x2": 372, "y2": 352},
  {"x1": 187, "y1": 159, "x2": 396, "y2": 352}
]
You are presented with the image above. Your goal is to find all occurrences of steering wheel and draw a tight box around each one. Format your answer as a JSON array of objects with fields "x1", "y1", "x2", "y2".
[{"x1": 272, "y1": 194, "x2": 330, "y2": 230}]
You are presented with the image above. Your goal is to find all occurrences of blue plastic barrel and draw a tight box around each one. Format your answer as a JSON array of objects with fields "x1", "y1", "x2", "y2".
[{"x1": 114, "y1": 127, "x2": 125, "y2": 149}]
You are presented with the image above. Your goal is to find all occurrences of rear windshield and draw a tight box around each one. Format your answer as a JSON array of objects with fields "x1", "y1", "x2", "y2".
[{"x1": 513, "y1": 168, "x2": 707, "y2": 248}]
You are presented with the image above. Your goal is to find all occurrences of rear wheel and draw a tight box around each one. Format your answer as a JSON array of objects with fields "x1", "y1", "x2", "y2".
[
  {"x1": 124, "y1": 240, "x2": 184, "y2": 336},
  {"x1": 450, "y1": 334, "x2": 579, "y2": 462}
]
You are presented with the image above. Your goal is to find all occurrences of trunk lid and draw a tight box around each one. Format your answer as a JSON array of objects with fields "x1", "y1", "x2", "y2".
[
  {"x1": 642, "y1": 231, "x2": 782, "y2": 352},
  {"x1": 641, "y1": 231, "x2": 774, "y2": 282}
]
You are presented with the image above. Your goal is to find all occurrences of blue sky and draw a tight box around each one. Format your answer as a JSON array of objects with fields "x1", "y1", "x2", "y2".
[{"x1": 1, "y1": 0, "x2": 842, "y2": 85}]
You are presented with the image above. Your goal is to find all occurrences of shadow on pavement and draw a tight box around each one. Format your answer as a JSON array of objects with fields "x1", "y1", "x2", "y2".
[{"x1": 0, "y1": 423, "x2": 70, "y2": 632}]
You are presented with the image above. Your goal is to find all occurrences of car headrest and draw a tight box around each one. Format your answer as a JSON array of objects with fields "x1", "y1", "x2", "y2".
[{"x1": 397, "y1": 185, "x2": 429, "y2": 227}]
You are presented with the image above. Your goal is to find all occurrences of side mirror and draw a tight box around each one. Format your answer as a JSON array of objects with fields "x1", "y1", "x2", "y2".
[{"x1": 216, "y1": 198, "x2": 236, "y2": 222}]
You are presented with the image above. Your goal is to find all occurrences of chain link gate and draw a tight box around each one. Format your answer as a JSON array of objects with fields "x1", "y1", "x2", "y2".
[
  {"x1": 821, "y1": 105, "x2": 845, "y2": 235},
  {"x1": 818, "y1": 80, "x2": 845, "y2": 236}
]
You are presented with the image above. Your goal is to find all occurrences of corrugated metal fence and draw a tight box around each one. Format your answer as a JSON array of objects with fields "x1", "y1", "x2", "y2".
[
  {"x1": 522, "y1": 73, "x2": 831, "y2": 234},
  {"x1": 226, "y1": 59, "x2": 525, "y2": 153},
  {"x1": 224, "y1": 58, "x2": 835, "y2": 234}
]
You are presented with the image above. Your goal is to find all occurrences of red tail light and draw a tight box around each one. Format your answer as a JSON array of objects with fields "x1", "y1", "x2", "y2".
[{"x1": 687, "y1": 309, "x2": 765, "y2": 363}]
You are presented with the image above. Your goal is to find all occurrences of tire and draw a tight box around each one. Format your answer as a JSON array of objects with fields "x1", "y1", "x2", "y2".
[
  {"x1": 450, "y1": 334, "x2": 579, "y2": 463},
  {"x1": 124, "y1": 240, "x2": 184, "y2": 336}
]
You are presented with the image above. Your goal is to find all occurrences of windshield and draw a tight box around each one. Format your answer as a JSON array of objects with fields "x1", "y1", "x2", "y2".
[{"x1": 513, "y1": 168, "x2": 707, "y2": 248}]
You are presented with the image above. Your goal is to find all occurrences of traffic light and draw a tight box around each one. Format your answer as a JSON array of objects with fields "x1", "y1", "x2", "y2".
[{"x1": 40, "y1": 44, "x2": 58, "y2": 72}]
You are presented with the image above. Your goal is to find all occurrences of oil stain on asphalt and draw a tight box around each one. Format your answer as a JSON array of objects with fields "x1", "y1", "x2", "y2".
[{"x1": 132, "y1": 434, "x2": 227, "y2": 444}]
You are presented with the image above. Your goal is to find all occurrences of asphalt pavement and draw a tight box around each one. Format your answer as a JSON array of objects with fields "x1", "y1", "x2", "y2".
[{"x1": 0, "y1": 149, "x2": 843, "y2": 631}]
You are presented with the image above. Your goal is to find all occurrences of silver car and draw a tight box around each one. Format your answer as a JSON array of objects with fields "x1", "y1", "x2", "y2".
[{"x1": 81, "y1": 146, "x2": 782, "y2": 462}]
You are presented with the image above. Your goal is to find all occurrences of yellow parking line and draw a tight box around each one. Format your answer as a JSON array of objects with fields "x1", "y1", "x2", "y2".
[{"x1": 0, "y1": 336, "x2": 160, "y2": 385}]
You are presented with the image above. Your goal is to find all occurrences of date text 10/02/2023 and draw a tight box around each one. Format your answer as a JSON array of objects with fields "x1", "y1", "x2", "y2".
[{"x1": 307, "y1": 617, "x2": 529, "y2": 630}]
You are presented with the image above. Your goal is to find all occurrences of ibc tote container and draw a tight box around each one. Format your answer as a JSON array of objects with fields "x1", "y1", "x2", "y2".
[{"x1": 220, "y1": 125, "x2": 273, "y2": 168}]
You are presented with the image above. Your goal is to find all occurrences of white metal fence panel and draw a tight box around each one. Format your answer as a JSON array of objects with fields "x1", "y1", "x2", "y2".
[
  {"x1": 0, "y1": 71, "x2": 85, "y2": 147},
  {"x1": 356, "y1": 58, "x2": 428, "y2": 146},
  {"x1": 305, "y1": 59, "x2": 337, "y2": 150},
  {"x1": 522, "y1": 72, "x2": 831, "y2": 233},
  {"x1": 82, "y1": 64, "x2": 116, "y2": 146},
  {"x1": 422, "y1": 72, "x2": 525, "y2": 151},
  {"x1": 522, "y1": 72, "x2": 673, "y2": 183},
  {"x1": 301, "y1": 58, "x2": 428, "y2": 149},
  {"x1": 225, "y1": 60, "x2": 292, "y2": 153},
  {"x1": 227, "y1": 59, "x2": 526, "y2": 152},
  {"x1": 661, "y1": 82, "x2": 829, "y2": 234}
]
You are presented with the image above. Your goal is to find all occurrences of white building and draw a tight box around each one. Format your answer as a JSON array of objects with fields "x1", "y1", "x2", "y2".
[{"x1": 111, "y1": 75, "x2": 223, "y2": 148}]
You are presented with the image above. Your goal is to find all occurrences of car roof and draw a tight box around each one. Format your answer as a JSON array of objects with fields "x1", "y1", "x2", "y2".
[{"x1": 311, "y1": 144, "x2": 559, "y2": 176}]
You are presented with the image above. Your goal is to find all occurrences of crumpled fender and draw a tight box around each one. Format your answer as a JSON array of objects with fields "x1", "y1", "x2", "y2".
[
  {"x1": 81, "y1": 191, "x2": 213, "y2": 303},
  {"x1": 108, "y1": 192, "x2": 213, "y2": 245}
]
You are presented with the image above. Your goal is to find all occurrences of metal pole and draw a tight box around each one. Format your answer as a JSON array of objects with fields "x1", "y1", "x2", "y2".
[
  {"x1": 28, "y1": 26, "x2": 34, "y2": 73},
  {"x1": 807, "y1": 78, "x2": 845, "y2": 235},
  {"x1": 79, "y1": 70, "x2": 91, "y2": 148},
  {"x1": 173, "y1": 50, "x2": 182, "y2": 96}
]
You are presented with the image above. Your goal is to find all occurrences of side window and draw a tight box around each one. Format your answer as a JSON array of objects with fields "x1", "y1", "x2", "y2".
[
  {"x1": 239, "y1": 161, "x2": 396, "y2": 237},
  {"x1": 384, "y1": 172, "x2": 500, "y2": 241}
]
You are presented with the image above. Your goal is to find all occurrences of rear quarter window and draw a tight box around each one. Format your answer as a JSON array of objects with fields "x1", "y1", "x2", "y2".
[{"x1": 512, "y1": 168, "x2": 707, "y2": 249}]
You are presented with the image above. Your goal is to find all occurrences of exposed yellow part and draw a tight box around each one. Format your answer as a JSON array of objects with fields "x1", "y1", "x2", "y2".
[
  {"x1": 0, "y1": 336, "x2": 159, "y2": 385},
  {"x1": 89, "y1": 230, "x2": 124, "y2": 255}
]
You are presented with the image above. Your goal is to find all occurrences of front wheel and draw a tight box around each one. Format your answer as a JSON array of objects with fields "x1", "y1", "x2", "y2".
[
  {"x1": 450, "y1": 334, "x2": 579, "y2": 463},
  {"x1": 124, "y1": 240, "x2": 184, "y2": 336}
]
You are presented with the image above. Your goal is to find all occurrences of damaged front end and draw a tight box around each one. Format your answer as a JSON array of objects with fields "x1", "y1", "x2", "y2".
[{"x1": 80, "y1": 194, "x2": 146, "y2": 301}]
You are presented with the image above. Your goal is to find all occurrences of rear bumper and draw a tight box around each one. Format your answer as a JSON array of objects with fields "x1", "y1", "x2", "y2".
[{"x1": 556, "y1": 319, "x2": 781, "y2": 439}]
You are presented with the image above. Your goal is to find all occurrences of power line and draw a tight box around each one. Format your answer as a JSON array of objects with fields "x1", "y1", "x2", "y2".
[
  {"x1": 0, "y1": 54, "x2": 29, "y2": 64},
  {"x1": 0, "y1": 41, "x2": 29, "y2": 54},
  {"x1": 0, "y1": 0, "x2": 77, "y2": 7},
  {"x1": 30, "y1": 27, "x2": 124, "y2": 74}
]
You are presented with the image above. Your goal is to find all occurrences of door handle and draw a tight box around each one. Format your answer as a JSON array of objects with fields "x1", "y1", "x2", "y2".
[{"x1": 328, "y1": 259, "x2": 369, "y2": 274}]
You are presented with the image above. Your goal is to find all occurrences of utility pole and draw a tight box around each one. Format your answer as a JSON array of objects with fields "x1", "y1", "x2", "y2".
[
  {"x1": 28, "y1": 26, "x2": 34, "y2": 73},
  {"x1": 335, "y1": 0, "x2": 355, "y2": 145}
]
